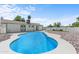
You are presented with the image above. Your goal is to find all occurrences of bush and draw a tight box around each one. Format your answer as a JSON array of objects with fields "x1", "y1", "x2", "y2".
[
  {"x1": 60, "y1": 29, "x2": 63, "y2": 31},
  {"x1": 52, "y1": 29, "x2": 63, "y2": 31},
  {"x1": 53, "y1": 29, "x2": 55, "y2": 31}
]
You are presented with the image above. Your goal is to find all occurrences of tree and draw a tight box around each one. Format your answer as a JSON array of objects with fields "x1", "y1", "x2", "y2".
[
  {"x1": 27, "y1": 15, "x2": 31, "y2": 20},
  {"x1": 14, "y1": 15, "x2": 25, "y2": 22},
  {"x1": 57, "y1": 22, "x2": 61, "y2": 27},
  {"x1": 53, "y1": 22, "x2": 61, "y2": 27},
  {"x1": 72, "y1": 22, "x2": 79, "y2": 27},
  {"x1": 53, "y1": 23, "x2": 57, "y2": 27},
  {"x1": 14, "y1": 15, "x2": 21, "y2": 21},
  {"x1": 76, "y1": 17, "x2": 79, "y2": 22},
  {"x1": 26, "y1": 15, "x2": 31, "y2": 24},
  {"x1": 48, "y1": 24, "x2": 53, "y2": 27},
  {"x1": 71, "y1": 17, "x2": 79, "y2": 27}
]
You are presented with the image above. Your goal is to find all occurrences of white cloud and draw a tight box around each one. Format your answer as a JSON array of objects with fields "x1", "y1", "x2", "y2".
[
  {"x1": 25, "y1": 5, "x2": 36, "y2": 11},
  {"x1": 59, "y1": 15, "x2": 78, "y2": 26},
  {"x1": 0, "y1": 4, "x2": 36, "y2": 19},
  {"x1": 31, "y1": 15, "x2": 77, "y2": 26},
  {"x1": 31, "y1": 18, "x2": 54, "y2": 26}
]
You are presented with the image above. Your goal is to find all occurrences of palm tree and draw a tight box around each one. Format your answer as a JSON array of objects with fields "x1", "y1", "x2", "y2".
[
  {"x1": 27, "y1": 15, "x2": 31, "y2": 24},
  {"x1": 28, "y1": 15, "x2": 31, "y2": 20}
]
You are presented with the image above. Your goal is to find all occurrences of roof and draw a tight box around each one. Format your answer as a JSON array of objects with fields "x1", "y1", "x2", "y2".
[
  {"x1": 1, "y1": 19, "x2": 27, "y2": 24},
  {"x1": 30, "y1": 23, "x2": 41, "y2": 25},
  {"x1": 0, "y1": 19, "x2": 43, "y2": 26}
]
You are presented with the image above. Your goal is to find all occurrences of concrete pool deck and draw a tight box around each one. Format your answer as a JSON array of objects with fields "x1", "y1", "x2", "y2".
[
  {"x1": 44, "y1": 31, "x2": 76, "y2": 54},
  {"x1": 0, "y1": 31, "x2": 76, "y2": 54}
]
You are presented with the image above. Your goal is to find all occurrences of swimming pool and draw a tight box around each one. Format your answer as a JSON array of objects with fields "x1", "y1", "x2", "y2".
[{"x1": 10, "y1": 32, "x2": 58, "y2": 54}]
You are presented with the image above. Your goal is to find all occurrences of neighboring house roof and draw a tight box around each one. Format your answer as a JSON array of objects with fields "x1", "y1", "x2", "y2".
[
  {"x1": 0, "y1": 19, "x2": 43, "y2": 26},
  {"x1": 1, "y1": 19, "x2": 27, "y2": 24},
  {"x1": 30, "y1": 22, "x2": 43, "y2": 26}
]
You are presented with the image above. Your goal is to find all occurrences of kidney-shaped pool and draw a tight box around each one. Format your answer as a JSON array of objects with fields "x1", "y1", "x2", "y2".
[{"x1": 10, "y1": 32, "x2": 58, "y2": 54}]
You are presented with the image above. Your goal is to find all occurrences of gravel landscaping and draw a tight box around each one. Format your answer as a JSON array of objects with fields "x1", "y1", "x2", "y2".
[
  {"x1": 0, "y1": 34, "x2": 11, "y2": 42},
  {"x1": 47, "y1": 30, "x2": 79, "y2": 54}
]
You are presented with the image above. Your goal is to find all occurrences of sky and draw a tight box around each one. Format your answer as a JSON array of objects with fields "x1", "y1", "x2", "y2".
[{"x1": 0, "y1": 4, "x2": 79, "y2": 26}]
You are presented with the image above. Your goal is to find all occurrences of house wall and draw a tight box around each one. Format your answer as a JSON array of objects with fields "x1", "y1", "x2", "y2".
[
  {"x1": 0, "y1": 23, "x2": 43, "y2": 33},
  {"x1": 6, "y1": 24, "x2": 21, "y2": 33},
  {"x1": 26, "y1": 24, "x2": 37, "y2": 31},
  {"x1": 36, "y1": 25, "x2": 43, "y2": 31},
  {"x1": 20, "y1": 24, "x2": 26, "y2": 32},
  {"x1": 0, "y1": 24, "x2": 6, "y2": 33}
]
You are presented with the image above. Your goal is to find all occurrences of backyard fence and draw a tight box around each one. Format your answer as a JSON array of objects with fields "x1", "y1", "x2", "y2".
[{"x1": 46, "y1": 27, "x2": 79, "y2": 32}]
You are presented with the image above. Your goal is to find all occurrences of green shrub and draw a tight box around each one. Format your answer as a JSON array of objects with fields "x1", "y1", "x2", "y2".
[{"x1": 60, "y1": 29, "x2": 63, "y2": 31}]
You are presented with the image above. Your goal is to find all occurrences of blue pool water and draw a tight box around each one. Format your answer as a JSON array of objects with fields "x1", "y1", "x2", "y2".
[{"x1": 10, "y1": 32, "x2": 58, "y2": 54}]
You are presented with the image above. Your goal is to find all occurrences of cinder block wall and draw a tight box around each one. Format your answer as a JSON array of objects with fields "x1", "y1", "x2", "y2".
[
  {"x1": 6, "y1": 24, "x2": 21, "y2": 33},
  {"x1": 0, "y1": 24, "x2": 6, "y2": 34},
  {"x1": 46, "y1": 27, "x2": 79, "y2": 32}
]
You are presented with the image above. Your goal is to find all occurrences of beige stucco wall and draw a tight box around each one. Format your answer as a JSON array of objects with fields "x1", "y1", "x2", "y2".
[
  {"x1": 6, "y1": 24, "x2": 21, "y2": 33},
  {"x1": 0, "y1": 24, "x2": 6, "y2": 33},
  {"x1": 26, "y1": 24, "x2": 37, "y2": 31},
  {"x1": 37, "y1": 25, "x2": 43, "y2": 31},
  {"x1": 35, "y1": 25, "x2": 43, "y2": 31},
  {"x1": 0, "y1": 23, "x2": 43, "y2": 33}
]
